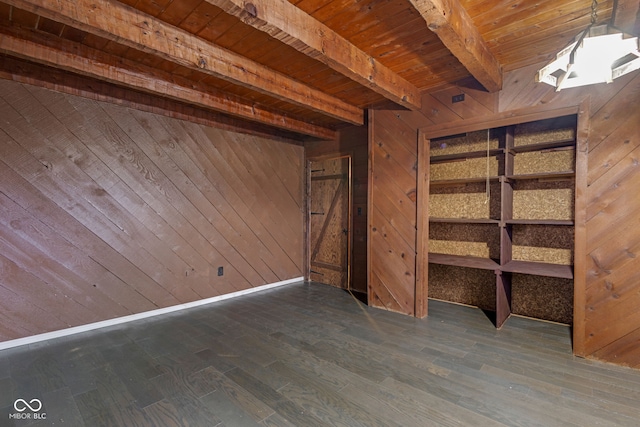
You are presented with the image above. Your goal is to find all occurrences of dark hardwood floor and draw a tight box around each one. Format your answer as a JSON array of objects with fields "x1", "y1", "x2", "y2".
[{"x1": 1, "y1": 281, "x2": 639, "y2": 426}]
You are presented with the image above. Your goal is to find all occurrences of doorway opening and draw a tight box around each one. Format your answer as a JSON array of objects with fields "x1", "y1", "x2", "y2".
[{"x1": 307, "y1": 156, "x2": 352, "y2": 290}]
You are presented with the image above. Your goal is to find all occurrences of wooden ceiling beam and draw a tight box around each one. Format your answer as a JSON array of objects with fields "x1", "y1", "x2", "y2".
[
  {"x1": 0, "y1": 56, "x2": 309, "y2": 143},
  {"x1": 409, "y1": 0, "x2": 503, "y2": 92},
  {"x1": 3, "y1": 0, "x2": 363, "y2": 125},
  {"x1": 0, "y1": 25, "x2": 337, "y2": 140},
  {"x1": 204, "y1": 0, "x2": 422, "y2": 111}
]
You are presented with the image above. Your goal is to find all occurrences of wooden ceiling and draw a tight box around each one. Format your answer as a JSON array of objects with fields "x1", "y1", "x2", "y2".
[{"x1": 0, "y1": 0, "x2": 634, "y2": 140}]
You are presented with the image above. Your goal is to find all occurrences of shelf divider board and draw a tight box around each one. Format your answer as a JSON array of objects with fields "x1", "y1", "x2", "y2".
[
  {"x1": 430, "y1": 148, "x2": 504, "y2": 164},
  {"x1": 511, "y1": 138, "x2": 576, "y2": 153},
  {"x1": 502, "y1": 260, "x2": 574, "y2": 279},
  {"x1": 496, "y1": 271, "x2": 512, "y2": 329},
  {"x1": 501, "y1": 125, "x2": 515, "y2": 266},
  {"x1": 428, "y1": 253, "x2": 499, "y2": 270},
  {"x1": 498, "y1": 125, "x2": 515, "y2": 327}
]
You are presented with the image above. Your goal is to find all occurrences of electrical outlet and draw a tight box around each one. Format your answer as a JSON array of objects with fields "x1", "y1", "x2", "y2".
[
  {"x1": 217, "y1": 266, "x2": 224, "y2": 276},
  {"x1": 452, "y1": 94, "x2": 465, "y2": 103}
]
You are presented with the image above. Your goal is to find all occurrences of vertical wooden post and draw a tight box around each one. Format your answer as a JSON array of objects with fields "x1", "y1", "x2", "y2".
[
  {"x1": 573, "y1": 97, "x2": 591, "y2": 356},
  {"x1": 415, "y1": 130, "x2": 430, "y2": 318},
  {"x1": 367, "y1": 109, "x2": 375, "y2": 305},
  {"x1": 497, "y1": 126, "x2": 515, "y2": 328}
]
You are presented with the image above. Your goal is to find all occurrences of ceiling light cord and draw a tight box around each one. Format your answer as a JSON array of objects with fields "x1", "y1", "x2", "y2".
[
  {"x1": 591, "y1": 0, "x2": 598, "y2": 25},
  {"x1": 485, "y1": 129, "x2": 490, "y2": 205}
]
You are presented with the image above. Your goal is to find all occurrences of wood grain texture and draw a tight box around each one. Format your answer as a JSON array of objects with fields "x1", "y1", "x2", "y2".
[
  {"x1": 203, "y1": 0, "x2": 422, "y2": 110},
  {"x1": 0, "y1": 0, "x2": 621, "y2": 134},
  {"x1": 0, "y1": 55, "x2": 327, "y2": 143},
  {"x1": 0, "y1": 22, "x2": 335, "y2": 139},
  {"x1": 3, "y1": 282, "x2": 639, "y2": 426},
  {"x1": 4, "y1": 0, "x2": 364, "y2": 125},
  {"x1": 415, "y1": 131, "x2": 430, "y2": 318},
  {"x1": 369, "y1": 110, "x2": 420, "y2": 316},
  {"x1": 408, "y1": 0, "x2": 503, "y2": 92},
  {"x1": 370, "y1": 61, "x2": 640, "y2": 365},
  {"x1": 369, "y1": 82, "x2": 498, "y2": 318},
  {"x1": 0, "y1": 78, "x2": 303, "y2": 343}
]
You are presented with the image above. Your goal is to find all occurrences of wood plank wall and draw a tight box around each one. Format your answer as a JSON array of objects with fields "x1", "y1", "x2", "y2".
[
  {"x1": 369, "y1": 79, "x2": 497, "y2": 316},
  {"x1": 0, "y1": 79, "x2": 304, "y2": 343},
  {"x1": 305, "y1": 125, "x2": 368, "y2": 293},
  {"x1": 370, "y1": 70, "x2": 640, "y2": 367},
  {"x1": 368, "y1": 110, "x2": 418, "y2": 315}
]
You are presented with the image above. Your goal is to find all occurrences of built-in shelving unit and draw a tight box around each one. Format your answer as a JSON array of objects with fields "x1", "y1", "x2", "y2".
[{"x1": 427, "y1": 115, "x2": 577, "y2": 328}]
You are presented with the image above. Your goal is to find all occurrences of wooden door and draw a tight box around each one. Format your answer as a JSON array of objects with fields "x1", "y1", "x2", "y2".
[{"x1": 308, "y1": 157, "x2": 351, "y2": 289}]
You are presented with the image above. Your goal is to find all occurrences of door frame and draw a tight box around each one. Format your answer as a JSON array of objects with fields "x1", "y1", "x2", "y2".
[{"x1": 305, "y1": 154, "x2": 353, "y2": 290}]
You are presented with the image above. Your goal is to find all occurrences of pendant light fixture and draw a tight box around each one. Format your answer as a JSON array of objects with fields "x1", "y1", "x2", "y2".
[{"x1": 536, "y1": 0, "x2": 640, "y2": 91}]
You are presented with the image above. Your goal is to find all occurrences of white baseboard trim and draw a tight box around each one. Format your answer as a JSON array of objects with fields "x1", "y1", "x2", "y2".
[{"x1": 0, "y1": 277, "x2": 303, "y2": 351}]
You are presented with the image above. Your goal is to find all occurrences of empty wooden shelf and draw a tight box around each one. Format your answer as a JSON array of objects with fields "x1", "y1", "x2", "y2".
[
  {"x1": 428, "y1": 253, "x2": 500, "y2": 270},
  {"x1": 505, "y1": 219, "x2": 574, "y2": 226},
  {"x1": 430, "y1": 148, "x2": 504, "y2": 163},
  {"x1": 506, "y1": 171, "x2": 575, "y2": 180},
  {"x1": 510, "y1": 138, "x2": 575, "y2": 153},
  {"x1": 502, "y1": 260, "x2": 573, "y2": 279},
  {"x1": 430, "y1": 217, "x2": 500, "y2": 224}
]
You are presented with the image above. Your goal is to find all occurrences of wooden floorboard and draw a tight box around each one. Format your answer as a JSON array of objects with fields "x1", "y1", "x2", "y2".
[{"x1": 1, "y1": 281, "x2": 640, "y2": 426}]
